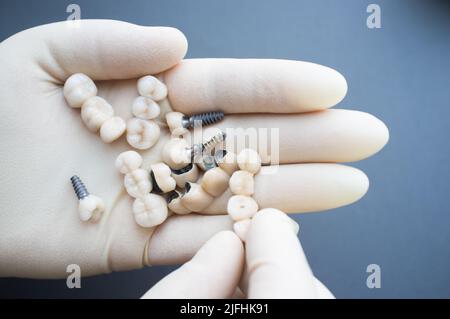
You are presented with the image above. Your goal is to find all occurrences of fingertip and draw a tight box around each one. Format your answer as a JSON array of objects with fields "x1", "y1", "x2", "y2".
[
  {"x1": 372, "y1": 114, "x2": 390, "y2": 152},
  {"x1": 138, "y1": 25, "x2": 188, "y2": 73},
  {"x1": 150, "y1": 26, "x2": 188, "y2": 66},
  {"x1": 251, "y1": 208, "x2": 299, "y2": 237},
  {"x1": 290, "y1": 63, "x2": 348, "y2": 111},
  {"x1": 210, "y1": 230, "x2": 245, "y2": 254},
  {"x1": 344, "y1": 166, "x2": 370, "y2": 204},
  {"x1": 334, "y1": 69, "x2": 348, "y2": 106}
]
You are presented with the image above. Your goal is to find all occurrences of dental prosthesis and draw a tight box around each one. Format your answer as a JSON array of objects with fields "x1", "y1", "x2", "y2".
[{"x1": 64, "y1": 73, "x2": 274, "y2": 242}]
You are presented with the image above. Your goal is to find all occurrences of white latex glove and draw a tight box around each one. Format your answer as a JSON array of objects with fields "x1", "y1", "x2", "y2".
[
  {"x1": 143, "y1": 209, "x2": 332, "y2": 299},
  {"x1": 0, "y1": 20, "x2": 389, "y2": 279}
]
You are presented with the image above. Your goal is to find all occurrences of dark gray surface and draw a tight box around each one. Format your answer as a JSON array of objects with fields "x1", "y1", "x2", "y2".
[{"x1": 0, "y1": 0, "x2": 449, "y2": 298}]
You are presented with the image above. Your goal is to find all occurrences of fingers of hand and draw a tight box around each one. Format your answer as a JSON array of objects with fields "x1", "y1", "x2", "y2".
[
  {"x1": 164, "y1": 59, "x2": 347, "y2": 114},
  {"x1": 147, "y1": 214, "x2": 233, "y2": 265},
  {"x1": 204, "y1": 163, "x2": 369, "y2": 215},
  {"x1": 31, "y1": 20, "x2": 187, "y2": 81},
  {"x1": 142, "y1": 231, "x2": 244, "y2": 299},
  {"x1": 209, "y1": 109, "x2": 389, "y2": 164},
  {"x1": 243, "y1": 209, "x2": 318, "y2": 298}
]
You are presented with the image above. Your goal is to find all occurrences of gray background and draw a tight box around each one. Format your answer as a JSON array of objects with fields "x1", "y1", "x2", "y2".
[{"x1": 0, "y1": 0, "x2": 449, "y2": 298}]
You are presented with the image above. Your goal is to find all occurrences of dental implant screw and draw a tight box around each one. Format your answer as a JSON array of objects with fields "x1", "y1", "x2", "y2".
[
  {"x1": 70, "y1": 175, "x2": 89, "y2": 200},
  {"x1": 191, "y1": 131, "x2": 227, "y2": 158},
  {"x1": 182, "y1": 112, "x2": 225, "y2": 129}
]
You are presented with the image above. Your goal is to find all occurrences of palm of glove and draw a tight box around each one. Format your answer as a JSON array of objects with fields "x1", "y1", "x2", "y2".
[{"x1": 0, "y1": 20, "x2": 388, "y2": 279}]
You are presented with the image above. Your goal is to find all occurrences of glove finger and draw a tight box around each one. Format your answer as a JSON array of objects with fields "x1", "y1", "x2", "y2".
[
  {"x1": 164, "y1": 58, "x2": 347, "y2": 114},
  {"x1": 244, "y1": 208, "x2": 318, "y2": 298},
  {"x1": 15, "y1": 20, "x2": 187, "y2": 81},
  {"x1": 142, "y1": 231, "x2": 244, "y2": 299}
]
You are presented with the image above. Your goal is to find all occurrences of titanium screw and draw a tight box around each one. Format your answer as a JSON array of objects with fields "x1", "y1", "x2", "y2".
[
  {"x1": 190, "y1": 131, "x2": 227, "y2": 158},
  {"x1": 70, "y1": 175, "x2": 89, "y2": 200},
  {"x1": 181, "y1": 112, "x2": 225, "y2": 129}
]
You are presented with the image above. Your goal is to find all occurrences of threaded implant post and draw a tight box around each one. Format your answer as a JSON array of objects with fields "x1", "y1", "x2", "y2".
[
  {"x1": 202, "y1": 131, "x2": 226, "y2": 152},
  {"x1": 70, "y1": 175, "x2": 89, "y2": 200},
  {"x1": 182, "y1": 112, "x2": 224, "y2": 129},
  {"x1": 190, "y1": 131, "x2": 227, "y2": 158}
]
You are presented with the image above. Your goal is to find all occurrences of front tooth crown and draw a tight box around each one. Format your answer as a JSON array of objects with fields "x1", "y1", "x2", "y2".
[
  {"x1": 227, "y1": 195, "x2": 258, "y2": 221},
  {"x1": 100, "y1": 116, "x2": 126, "y2": 143},
  {"x1": 137, "y1": 75, "x2": 168, "y2": 101},
  {"x1": 115, "y1": 151, "x2": 143, "y2": 174},
  {"x1": 81, "y1": 96, "x2": 114, "y2": 132},
  {"x1": 64, "y1": 73, "x2": 98, "y2": 108},
  {"x1": 126, "y1": 118, "x2": 161, "y2": 150},
  {"x1": 124, "y1": 168, "x2": 152, "y2": 198},
  {"x1": 229, "y1": 170, "x2": 255, "y2": 196},
  {"x1": 132, "y1": 193, "x2": 168, "y2": 228},
  {"x1": 181, "y1": 182, "x2": 214, "y2": 212},
  {"x1": 132, "y1": 96, "x2": 161, "y2": 120},
  {"x1": 237, "y1": 148, "x2": 262, "y2": 174},
  {"x1": 201, "y1": 167, "x2": 230, "y2": 197}
]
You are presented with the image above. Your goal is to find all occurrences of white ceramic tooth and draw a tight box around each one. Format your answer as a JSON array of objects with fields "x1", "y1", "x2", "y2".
[
  {"x1": 167, "y1": 191, "x2": 192, "y2": 215},
  {"x1": 215, "y1": 150, "x2": 239, "y2": 176},
  {"x1": 126, "y1": 118, "x2": 160, "y2": 150},
  {"x1": 201, "y1": 167, "x2": 230, "y2": 197},
  {"x1": 227, "y1": 195, "x2": 258, "y2": 221},
  {"x1": 132, "y1": 96, "x2": 161, "y2": 120},
  {"x1": 132, "y1": 194, "x2": 168, "y2": 228},
  {"x1": 237, "y1": 148, "x2": 262, "y2": 174},
  {"x1": 137, "y1": 75, "x2": 168, "y2": 101},
  {"x1": 233, "y1": 219, "x2": 251, "y2": 242},
  {"x1": 78, "y1": 194, "x2": 104, "y2": 222},
  {"x1": 100, "y1": 116, "x2": 126, "y2": 143},
  {"x1": 165, "y1": 112, "x2": 188, "y2": 136},
  {"x1": 115, "y1": 151, "x2": 143, "y2": 174},
  {"x1": 63, "y1": 73, "x2": 98, "y2": 108},
  {"x1": 150, "y1": 163, "x2": 176, "y2": 193},
  {"x1": 80, "y1": 96, "x2": 114, "y2": 132},
  {"x1": 172, "y1": 164, "x2": 199, "y2": 188},
  {"x1": 161, "y1": 138, "x2": 191, "y2": 170},
  {"x1": 229, "y1": 170, "x2": 255, "y2": 196},
  {"x1": 124, "y1": 168, "x2": 152, "y2": 198},
  {"x1": 181, "y1": 182, "x2": 214, "y2": 212}
]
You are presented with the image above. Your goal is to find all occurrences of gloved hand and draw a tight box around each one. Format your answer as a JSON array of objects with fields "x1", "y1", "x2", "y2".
[
  {"x1": 0, "y1": 20, "x2": 389, "y2": 278},
  {"x1": 143, "y1": 209, "x2": 333, "y2": 299}
]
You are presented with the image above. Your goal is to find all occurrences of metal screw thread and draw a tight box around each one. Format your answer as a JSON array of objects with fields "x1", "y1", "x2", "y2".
[
  {"x1": 183, "y1": 112, "x2": 225, "y2": 128},
  {"x1": 202, "y1": 131, "x2": 227, "y2": 152},
  {"x1": 70, "y1": 175, "x2": 89, "y2": 200},
  {"x1": 190, "y1": 131, "x2": 227, "y2": 159}
]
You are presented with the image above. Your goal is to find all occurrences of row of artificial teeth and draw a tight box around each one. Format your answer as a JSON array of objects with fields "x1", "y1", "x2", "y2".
[
  {"x1": 126, "y1": 75, "x2": 167, "y2": 150},
  {"x1": 63, "y1": 73, "x2": 167, "y2": 150},
  {"x1": 64, "y1": 73, "x2": 126, "y2": 143},
  {"x1": 226, "y1": 148, "x2": 262, "y2": 242},
  {"x1": 115, "y1": 150, "x2": 170, "y2": 228}
]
